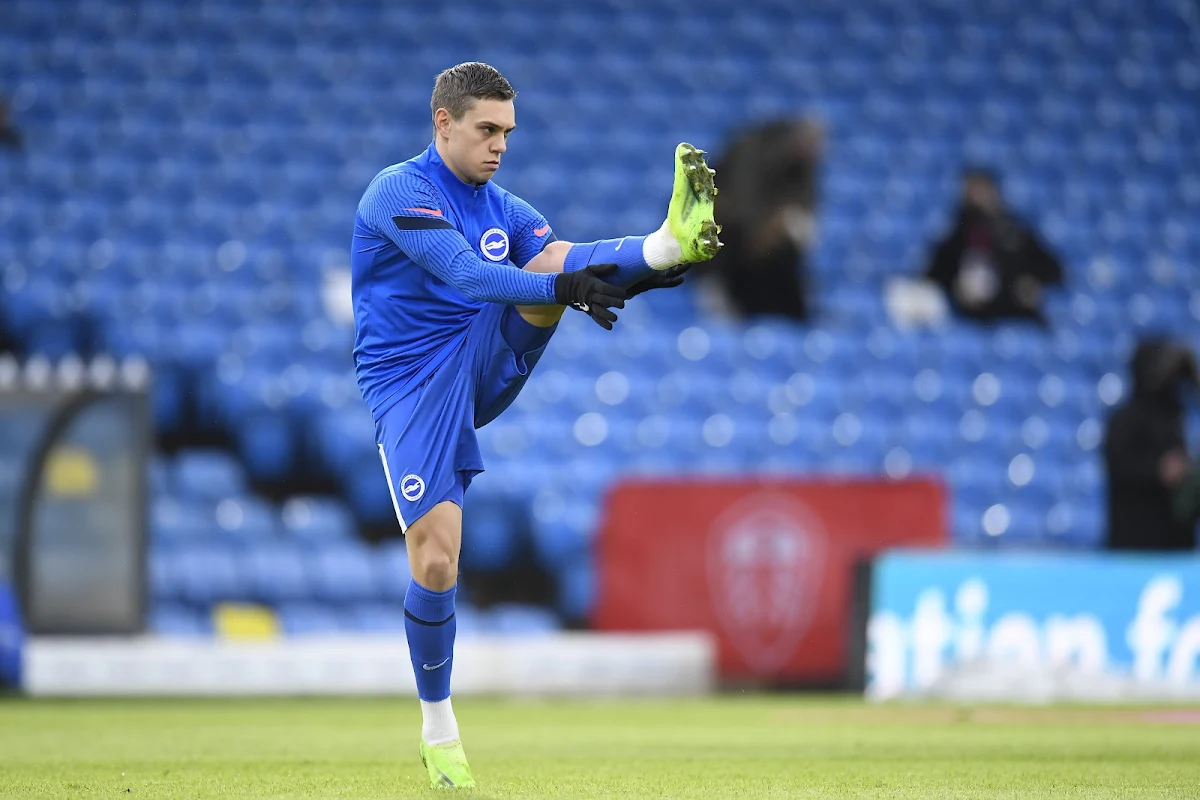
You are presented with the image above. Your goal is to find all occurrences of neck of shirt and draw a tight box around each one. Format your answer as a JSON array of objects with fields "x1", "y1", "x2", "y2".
[{"x1": 428, "y1": 142, "x2": 486, "y2": 201}]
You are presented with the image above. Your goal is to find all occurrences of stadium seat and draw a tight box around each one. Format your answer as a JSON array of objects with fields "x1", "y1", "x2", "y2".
[
  {"x1": 556, "y1": 554, "x2": 597, "y2": 623},
  {"x1": 374, "y1": 540, "x2": 413, "y2": 603},
  {"x1": 178, "y1": 546, "x2": 245, "y2": 607},
  {"x1": 309, "y1": 542, "x2": 380, "y2": 604},
  {"x1": 173, "y1": 450, "x2": 247, "y2": 502},
  {"x1": 235, "y1": 413, "x2": 296, "y2": 483},
  {"x1": 345, "y1": 602, "x2": 406, "y2": 633},
  {"x1": 488, "y1": 604, "x2": 561, "y2": 635},
  {"x1": 276, "y1": 602, "x2": 343, "y2": 636},
  {"x1": 460, "y1": 493, "x2": 524, "y2": 572},
  {"x1": 11, "y1": 0, "x2": 1193, "y2": 625},
  {"x1": 213, "y1": 495, "x2": 280, "y2": 548},
  {"x1": 280, "y1": 496, "x2": 356, "y2": 545},
  {"x1": 150, "y1": 497, "x2": 217, "y2": 549},
  {"x1": 149, "y1": 603, "x2": 213, "y2": 637},
  {"x1": 243, "y1": 543, "x2": 311, "y2": 604}
]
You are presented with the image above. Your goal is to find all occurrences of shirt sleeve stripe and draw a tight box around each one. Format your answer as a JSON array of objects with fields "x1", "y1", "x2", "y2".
[{"x1": 393, "y1": 214, "x2": 455, "y2": 231}]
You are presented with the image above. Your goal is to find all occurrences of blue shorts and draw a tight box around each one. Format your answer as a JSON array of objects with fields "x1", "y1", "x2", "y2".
[{"x1": 375, "y1": 303, "x2": 554, "y2": 532}]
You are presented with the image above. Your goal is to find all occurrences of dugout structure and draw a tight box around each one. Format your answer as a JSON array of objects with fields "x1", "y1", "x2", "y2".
[{"x1": 0, "y1": 356, "x2": 150, "y2": 635}]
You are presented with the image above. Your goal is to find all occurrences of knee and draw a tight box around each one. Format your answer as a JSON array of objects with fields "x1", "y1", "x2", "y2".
[
  {"x1": 524, "y1": 240, "x2": 572, "y2": 274},
  {"x1": 413, "y1": 546, "x2": 457, "y2": 591},
  {"x1": 405, "y1": 504, "x2": 462, "y2": 591}
]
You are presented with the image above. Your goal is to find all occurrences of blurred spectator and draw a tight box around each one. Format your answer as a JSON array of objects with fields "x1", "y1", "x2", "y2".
[
  {"x1": 694, "y1": 118, "x2": 822, "y2": 321},
  {"x1": 0, "y1": 98, "x2": 21, "y2": 150},
  {"x1": 924, "y1": 168, "x2": 1062, "y2": 324},
  {"x1": 1104, "y1": 338, "x2": 1198, "y2": 552},
  {"x1": 0, "y1": 99, "x2": 22, "y2": 355}
]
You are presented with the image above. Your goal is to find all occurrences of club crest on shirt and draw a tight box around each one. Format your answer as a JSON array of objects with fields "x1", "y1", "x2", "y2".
[{"x1": 480, "y1": 227, "x2": 510, "y2": 262}]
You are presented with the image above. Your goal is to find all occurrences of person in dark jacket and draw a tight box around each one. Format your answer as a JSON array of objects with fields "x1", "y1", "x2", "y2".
[
  {"x1": 694, "y1": 118, "x2": 822, "y2": 321},
  {"x1": 1104, "y1": 338, "x2": 1198, "y2": 551},
  {"x1": 0, "y1": 98, "x2": 21, "y2": 150},
  {"x1": 925, "y1": 168, "x2": 1063, "y2": 324}
]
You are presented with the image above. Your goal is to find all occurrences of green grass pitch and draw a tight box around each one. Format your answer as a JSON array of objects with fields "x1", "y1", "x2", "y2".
[{"x1": 2, "y1": 696, "x2": 1198, "y2": 798}]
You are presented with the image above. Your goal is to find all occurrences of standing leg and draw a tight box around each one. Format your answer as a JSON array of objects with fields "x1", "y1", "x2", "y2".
[
  {"x1": 403, "y1": 500, "x2": 461, "y2": 739},
  {"x1": 398, "y1": 498, "x2": 477, "y2": 788},
  {"x1": 377, "y1": 381, "x2": 478, "y2": 789}
]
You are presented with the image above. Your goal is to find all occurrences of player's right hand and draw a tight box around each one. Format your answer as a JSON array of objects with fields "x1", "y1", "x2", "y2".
[{"x1": 554, "y1": 264, "x2": 628, "y2": 330}]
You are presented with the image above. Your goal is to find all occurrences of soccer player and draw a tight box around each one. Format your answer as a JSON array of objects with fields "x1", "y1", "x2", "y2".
[{"x1": 351, "y1": 61, "x2": 719, "y2": 788}]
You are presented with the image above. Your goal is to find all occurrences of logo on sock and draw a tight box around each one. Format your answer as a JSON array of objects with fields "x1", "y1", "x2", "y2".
[
  {"x1": 421, "y1": 657, "x2": 450, "y2": 671},
  {"x1": 480, "y1": 227, "x2": 510, "y2": 262},
  {"x1": 400, "y1": 473, "x2": 426, "y2": 502}
]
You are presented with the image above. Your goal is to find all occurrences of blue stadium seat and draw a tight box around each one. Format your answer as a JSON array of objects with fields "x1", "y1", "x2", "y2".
[
  {"x1": 213, "y1": 495, "x2": 279, "y2": 548},
  {"x1": 236, "y1": 413, "x2": 296, "y2": 483},
  {"x1": 280, "y1": 496, "x2": 356, "y2": 545},
  {"x1": 341, "y1": 452, "x2": 398, "y2": 525},
  {"x1": 148, "y1": 548, "x2": 184, "y2": 604},
  {"x1": 277, "y1": 602, "x2": 343, "y2": 636},
  {"x1": 488, "y1": 604, "x2": 561, "y2": 635},
  {"x1": 244, "y1": 543, "x2": 310, "y2": 604},
  {"x1": 557, "y1": 554, "x2": 597, "y2": 622},
  {"x1": 178, "y1": 546, "x2": 245, "y2": 607},
  {"x1": 460, "y1": 493, "x2": 524, "y2": 572},
  {"x1": 530, "y1": 495, "x2": 597, "y2": 571},
  {"x1": 310, "y1": 542, "x2": 379, "y2": 604},
  {"x1": 345, "y1": 603, "x2": 406, "y2": 633},
  {"x1": 374, "y1": 540, "x2": 413, "y2": 603},
  {"x1": 150, "y1": 497, "x2": 216, "y2": 549},
  {"x1": 173, "y1": 449, "x2": 247, "y2": 502},
  {"x1": 149, "y1": 603, "x2": 213, "y2": 637},
  {"x1": 12, "y1": 0, "x2": 1198, "y2": 617}
]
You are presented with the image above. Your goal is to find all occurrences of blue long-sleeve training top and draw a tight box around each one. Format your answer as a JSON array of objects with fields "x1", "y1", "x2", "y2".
[{"x1": 351, "y1": 143, "x2": 557, "y2": 418}]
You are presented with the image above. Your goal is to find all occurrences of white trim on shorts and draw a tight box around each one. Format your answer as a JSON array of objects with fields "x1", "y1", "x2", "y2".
[{"x1": 377, "y1": 443, "x2": 409, "y2": 533}]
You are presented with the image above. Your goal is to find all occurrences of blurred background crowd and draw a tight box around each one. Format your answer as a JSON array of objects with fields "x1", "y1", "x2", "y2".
[{"x1": 1, "y1": 0, "x2": 1198, "y2": 638}]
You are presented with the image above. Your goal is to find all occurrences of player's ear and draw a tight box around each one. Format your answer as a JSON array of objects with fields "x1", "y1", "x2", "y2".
[{"x1": 433, "y1": 108, "x2": 453, "y2": 139}]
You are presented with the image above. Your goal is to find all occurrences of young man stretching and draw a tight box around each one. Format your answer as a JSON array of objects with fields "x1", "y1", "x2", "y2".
[{"x1": 350, "y1": 61, "x2": 719, "y2": 788}]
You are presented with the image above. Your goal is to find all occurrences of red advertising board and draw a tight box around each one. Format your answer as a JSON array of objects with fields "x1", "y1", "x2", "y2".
[{"x1": 593, "y1": 478, "x2": 947, "y2": 684}]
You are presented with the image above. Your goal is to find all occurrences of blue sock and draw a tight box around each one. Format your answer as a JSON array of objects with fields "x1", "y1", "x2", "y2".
[
  {"x1": 404, "y1": 579, "x2": 456, "y2": 702},
  {"x1": 563, "y1": 237, "x2": 653, "y2": 287}
]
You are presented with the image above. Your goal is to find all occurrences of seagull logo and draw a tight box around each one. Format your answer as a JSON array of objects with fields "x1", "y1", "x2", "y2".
[
  {"x1": 480, "y1": 227, "x2": 510, "y2": 262},
  {"x1": 400, "y1": 474, "x2": 425, "y2": 502}
]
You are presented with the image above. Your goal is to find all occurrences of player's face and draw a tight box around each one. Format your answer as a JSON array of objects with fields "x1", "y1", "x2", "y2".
[{"x1": 446, "y1": 99, "x2": 515, "y2": 184}]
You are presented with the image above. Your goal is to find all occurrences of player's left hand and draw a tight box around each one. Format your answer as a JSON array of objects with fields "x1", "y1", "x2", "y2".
[
  {"x1": 554, "y1": 264, "x2": 628, "y2": 330},
  {"x1": 627, "y1": 263, "x2": 691, "y2": 298}
]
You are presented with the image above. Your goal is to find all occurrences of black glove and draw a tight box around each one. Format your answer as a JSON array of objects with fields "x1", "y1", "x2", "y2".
[
  {"x1": 554, "y1": 263, "x2": 628, "y2": 330},
  {"x1": 627, "y1": 263, "x2": 691, "y2": 298}
]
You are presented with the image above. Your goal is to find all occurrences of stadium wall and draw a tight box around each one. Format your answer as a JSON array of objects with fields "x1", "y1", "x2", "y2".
[{"x1": 22, "y1": 632, "x2": 715, "y2": 697}]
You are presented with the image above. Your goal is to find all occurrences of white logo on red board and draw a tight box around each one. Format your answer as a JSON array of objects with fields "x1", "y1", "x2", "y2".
[{"x1": 706, "y1": 493, "x2": 827, "y2": 674}]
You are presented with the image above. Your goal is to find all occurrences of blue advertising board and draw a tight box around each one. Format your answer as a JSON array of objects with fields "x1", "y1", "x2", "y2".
[{"x1": 867, "y1": 551, "x2": 1200, "y2": 698}]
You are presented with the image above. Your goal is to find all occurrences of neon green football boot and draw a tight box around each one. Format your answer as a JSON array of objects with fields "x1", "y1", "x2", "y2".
[
  {"x1": 419, "y1": 738, "x2": 476, "y2": 789},
  {"x1": 666, "y1": 142, "x2": 722, "y2": 263}
]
